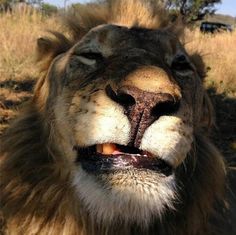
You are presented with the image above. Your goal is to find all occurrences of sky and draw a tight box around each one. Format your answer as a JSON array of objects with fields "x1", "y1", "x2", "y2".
[{"x1": 44, "y1": 0, "x2": 236, "y2": 17}]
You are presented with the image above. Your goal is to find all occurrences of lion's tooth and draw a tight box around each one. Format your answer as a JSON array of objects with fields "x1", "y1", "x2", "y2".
[
  {"x1": 96, "y1": 144, "x2": 103, "y2": 153},
  {"x1": 102, "y1": 143, "x2": 117, "y2": 155}
]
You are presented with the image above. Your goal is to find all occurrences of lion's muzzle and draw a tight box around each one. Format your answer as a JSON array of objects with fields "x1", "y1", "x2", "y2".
[{"x1": 106, "y1": 84, "x2": 181, "y2": 147}]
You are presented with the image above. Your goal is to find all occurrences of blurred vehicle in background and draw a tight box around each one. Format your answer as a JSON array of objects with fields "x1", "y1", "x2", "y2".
[{"x1": 200, "y1": 21, "x2": 233, "y2": 33}]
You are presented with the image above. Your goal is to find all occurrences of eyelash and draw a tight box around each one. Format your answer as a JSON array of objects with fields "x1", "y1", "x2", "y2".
[{"x1": 79, "y1": 52, "x2": 104, "y2": 61}]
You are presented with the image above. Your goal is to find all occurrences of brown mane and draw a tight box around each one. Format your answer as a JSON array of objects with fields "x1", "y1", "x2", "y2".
[{"x1": 0, "y1": 1, "x2": 227, "y2": 235}]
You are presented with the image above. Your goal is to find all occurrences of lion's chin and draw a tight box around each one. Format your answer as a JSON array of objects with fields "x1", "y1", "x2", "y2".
[
  {"x1": 74, "y1": 143, "x2": 173, "y2": 176},
  {"x1": 72, "y1": 163, "x2": 176, "y2": 226}
]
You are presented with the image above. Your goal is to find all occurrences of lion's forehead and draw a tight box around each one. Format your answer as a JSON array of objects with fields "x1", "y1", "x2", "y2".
[{"x1": 74, "y1": 24, "x2": 180, "y2": 58}]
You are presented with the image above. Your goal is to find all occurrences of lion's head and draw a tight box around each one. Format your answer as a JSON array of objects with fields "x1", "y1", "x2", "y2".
[{"x1": 0, "y1": 1, "x2": 226, "y2": 235}]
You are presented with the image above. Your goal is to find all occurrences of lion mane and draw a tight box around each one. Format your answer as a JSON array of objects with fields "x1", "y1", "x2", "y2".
[{"x1": 0, "y1": 1, "x2": 227, "y2": 235}]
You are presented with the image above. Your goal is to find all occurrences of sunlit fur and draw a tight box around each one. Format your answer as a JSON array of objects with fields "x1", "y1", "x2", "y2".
[{"x1": 0, "y1": 1, "x2": 227, "y2": 235}]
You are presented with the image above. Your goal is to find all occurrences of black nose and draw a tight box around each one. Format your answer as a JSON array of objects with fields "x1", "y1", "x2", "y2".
[{"x1": 106, "y1": 85, "x2": 180, "y2": 147}]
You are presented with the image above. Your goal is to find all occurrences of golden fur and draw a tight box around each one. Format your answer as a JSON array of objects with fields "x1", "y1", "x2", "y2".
[{"x1": 0, "y1": 1, "x2": 229, "y2": 234}]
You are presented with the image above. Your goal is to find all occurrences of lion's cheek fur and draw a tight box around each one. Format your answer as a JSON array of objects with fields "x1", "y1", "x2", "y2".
[
  {"x1": 53, "y1": 96, "x2": 78, "y2": 161},
  {"x1": 141, "y1": 102, "x2": 193, "y2": 168},
  {"x1": 141, "y1": 119, "x2": 193, "y2": 168},
  {"x1": 70, "y1": 91, "x2": 131, "y2": 146}
]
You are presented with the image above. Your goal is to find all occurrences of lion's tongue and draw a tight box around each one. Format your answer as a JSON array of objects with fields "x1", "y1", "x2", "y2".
[{"x1": 96, "y1": 144, "x2": 123, "y2": 155}]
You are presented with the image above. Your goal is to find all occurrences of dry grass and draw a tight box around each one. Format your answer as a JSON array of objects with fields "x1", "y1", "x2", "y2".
[
  {"x1": 0, "y1": 10, "x2": 235, "y2": 159},
  {"x1": 0, "y1": 8, "x2": 60, "y2": 82},
  {"x1": 185, "y1": 29, "x2": 236, "y2": 96},
  {"x1": 0, "y1": 9, "x2": 61, "y2": 133}
]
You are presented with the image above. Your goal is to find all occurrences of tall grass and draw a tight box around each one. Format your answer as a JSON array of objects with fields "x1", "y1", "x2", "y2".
[
  {"x1": 0, "y1": 10, "x2": 62, "y2": 134},
  {"x1": 185, "y1": 29, "x2": 236, "y2": 96},
  {"x1": 0, "y1": 9, "x2": 60, "y2": 82}
]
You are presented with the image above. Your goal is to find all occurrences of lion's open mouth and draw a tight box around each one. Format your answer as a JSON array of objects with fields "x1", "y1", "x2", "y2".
[{"x1": 75, "y1": 143, "x2": 173, "y2": 175}]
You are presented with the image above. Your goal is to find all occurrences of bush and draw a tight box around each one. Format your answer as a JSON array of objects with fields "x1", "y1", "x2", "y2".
[{"x1": 41, "y1": 3, "x2": 57, "y2": 16}]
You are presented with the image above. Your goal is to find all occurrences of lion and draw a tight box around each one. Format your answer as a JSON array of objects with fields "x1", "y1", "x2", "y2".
[{"x1": 0, "y1": 0, "x2": 233, "y2": 234}]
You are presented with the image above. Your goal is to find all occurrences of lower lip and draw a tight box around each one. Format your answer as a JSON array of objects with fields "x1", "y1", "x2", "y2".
[{"x1": 76, "y1": 153, "x2": 173, "y2": 176}]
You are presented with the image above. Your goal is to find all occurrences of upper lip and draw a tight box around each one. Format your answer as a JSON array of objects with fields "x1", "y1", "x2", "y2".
[{"x1": 74, "y1": 143, "x2": 173, "y2": 175}]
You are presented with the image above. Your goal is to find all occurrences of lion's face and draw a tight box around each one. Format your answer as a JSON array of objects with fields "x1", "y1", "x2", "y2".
[{"x1": 39, "y1": 24, "x2": 204, "y2": 225}]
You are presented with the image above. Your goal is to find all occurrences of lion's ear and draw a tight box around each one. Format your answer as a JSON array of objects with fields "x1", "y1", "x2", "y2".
[
  {"x1": 36, "y1": 32, "x2": 72, "y2": 71},
  {"x1": 37, "y1": 37, "x2": 53, "y2": 57}
]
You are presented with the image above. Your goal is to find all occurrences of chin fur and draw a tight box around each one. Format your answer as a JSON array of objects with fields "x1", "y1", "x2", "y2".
[{"x1": 72, "y1": 166, "x2": 177, "y2": 226}]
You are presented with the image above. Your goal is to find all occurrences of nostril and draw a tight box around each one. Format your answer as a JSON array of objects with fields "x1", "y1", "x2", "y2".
[
  {"x1": 105, "y1": 85, "x2": 135, "y2": 107},
  {"x1": 105, "y1": 84, "x2": 117, "y2": 101},
  {"x1": 151, "y1": 97, "x2": 180, "y2": 117},
  {"x1": 116, "y1": 92, "x2": 136, "y2": 106},
  {"x1": 106, "y1": 85, "x2": 180, "y2": 119}
]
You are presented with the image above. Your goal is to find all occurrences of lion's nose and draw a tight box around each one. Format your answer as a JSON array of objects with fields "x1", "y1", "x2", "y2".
[{"x1": 106, "y1": 85, "x2": 180, "y2": 147}]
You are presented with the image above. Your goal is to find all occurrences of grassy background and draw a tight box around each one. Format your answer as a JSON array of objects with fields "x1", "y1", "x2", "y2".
[{"x1": 0, "y1": 10, "x2": 235, "y2": 163}]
